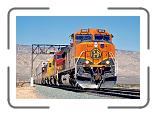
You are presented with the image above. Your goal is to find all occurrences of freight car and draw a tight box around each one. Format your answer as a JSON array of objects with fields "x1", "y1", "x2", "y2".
[{"x1": 34, "y1": 28, "x2": 117, "y2": 88}]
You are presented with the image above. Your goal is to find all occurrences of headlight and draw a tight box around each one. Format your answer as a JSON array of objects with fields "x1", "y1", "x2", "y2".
[
  {"x1": 94, "y1": 42, "x2": 98, "y2": 47},
  {"x1": 85, "y1": 60, "x2": 89, "y2": 64},
  {"x1": 106, "y1": 60, "x2": 110, "y2": 65}
]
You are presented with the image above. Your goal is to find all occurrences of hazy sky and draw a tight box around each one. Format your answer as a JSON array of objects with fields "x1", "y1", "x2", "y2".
[{"x1": 16, "y1": 16, "x2": 140, "y2": 51}]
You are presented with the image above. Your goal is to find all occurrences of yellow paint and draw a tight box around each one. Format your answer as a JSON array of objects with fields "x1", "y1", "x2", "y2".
[{"x1": 46, "y1": 58, "x2": 54, "y2": 79}]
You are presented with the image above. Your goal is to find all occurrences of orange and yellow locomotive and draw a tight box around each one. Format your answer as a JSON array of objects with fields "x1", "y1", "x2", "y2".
[{"x1": 35, "y1": 28, "x2": 117, "y2": 88}]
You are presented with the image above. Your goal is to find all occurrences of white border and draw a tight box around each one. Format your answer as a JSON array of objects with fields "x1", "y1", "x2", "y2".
[{"x1": 9, "y1": 8, "x2": 148, "y2": 111}]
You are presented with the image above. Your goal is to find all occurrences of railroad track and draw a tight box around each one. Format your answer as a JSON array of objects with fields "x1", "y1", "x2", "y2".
[
  {"x1": 37, "y1": 84, "x2": 140, "y2": 99},
  {"x1": 84, "y1": 88, "x2": 140, "y2": 99}
]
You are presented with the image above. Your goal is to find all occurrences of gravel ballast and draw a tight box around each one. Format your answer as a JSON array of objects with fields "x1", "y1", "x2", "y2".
[{"x1": 35, "y1": 85, "x2": 121, "y2": 99}]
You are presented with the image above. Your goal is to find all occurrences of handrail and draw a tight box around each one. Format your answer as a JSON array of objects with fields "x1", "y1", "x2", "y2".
[
  {"x1": 75, "y1": 51, "x2": 85, "y2": 65},
  {"x1": 109, "y1": 52, "x2": 118, "y2": 75},
  {"x1": 109, "y1": 52, "x2": 115, "y2": 62},
  {"x1": 75, "y1": 50, "x2": 85, "y2": 78}
]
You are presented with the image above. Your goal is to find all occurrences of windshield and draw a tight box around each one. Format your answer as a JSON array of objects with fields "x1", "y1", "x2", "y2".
[
  {"x1": 94, "y1": 34, "x2": 110, "y2": 42},
  {"x1": 76, "y1": 34, "x2": 92, "y2": 42}
]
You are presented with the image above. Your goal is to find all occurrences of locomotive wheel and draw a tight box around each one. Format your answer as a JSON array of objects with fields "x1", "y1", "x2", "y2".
[
  {"x1": 50, "y1": 77, "x2": 53, "y2": 85},
  {"x1": 69, "y1": 77, "x2": 76, "y2": 86},
  {"x1": 44, "y1": 78, "x2": 47, "y2": 85},
  {"x1": 54, "y1": 78, "x2": 57, "y2": 85},
  {"x1": 41, "y1": 79, "x2": 44, "y2": 85},
  {"x1": 69, "y1": 74, "x2": 76, "y2": 86},
  {"x1": 58, "y1": 74, "x2": 63, "y2": 84},
  {"x1": 69, "y1": 72, "x2": 76, "y2": 86},
  {"x1": 47, "y1": 78, "x2": 50, "y2": 85},
  {"x1": 45, "y1": 78, "x2": 49, "y2": 85}
]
